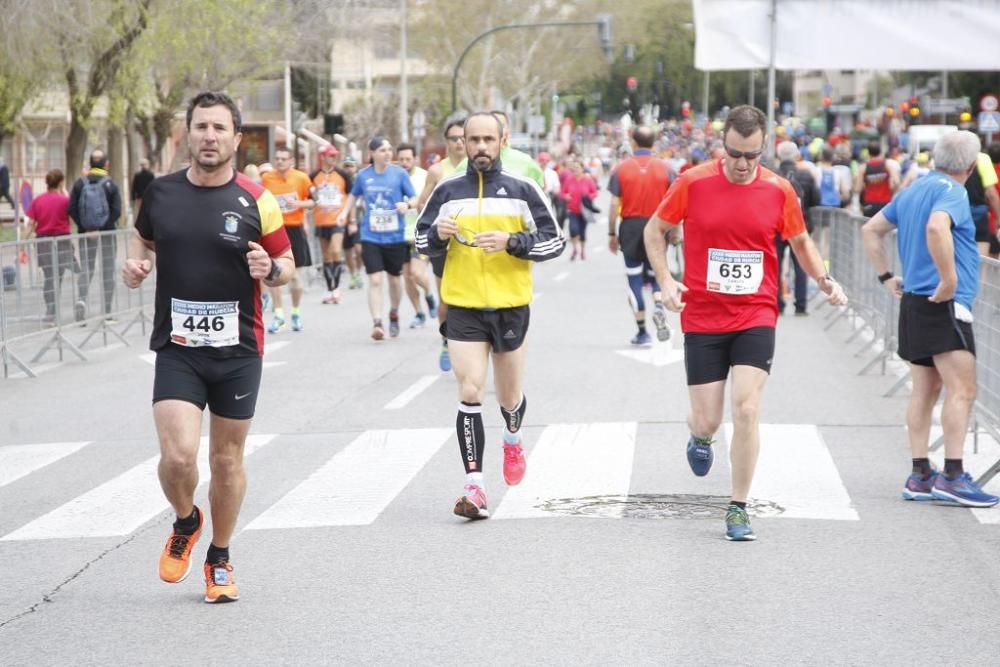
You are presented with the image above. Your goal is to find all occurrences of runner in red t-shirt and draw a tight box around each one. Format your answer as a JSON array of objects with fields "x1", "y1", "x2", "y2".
[{"x1": 644, "y1": 105, "x2": 848, "y2": 541}]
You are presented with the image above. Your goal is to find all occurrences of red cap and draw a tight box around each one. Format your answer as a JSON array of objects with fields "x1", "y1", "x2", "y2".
[{"x1": 319, "y1": 145, "x2": 339, "y2": 157}]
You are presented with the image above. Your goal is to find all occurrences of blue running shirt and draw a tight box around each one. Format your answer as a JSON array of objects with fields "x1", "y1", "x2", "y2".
[
  {"x1": 351, "y1": 164, "x2": 415, "y2": 245},
  {"x1": 881, "y1": 170, "x2": 979, "y2": 309}
]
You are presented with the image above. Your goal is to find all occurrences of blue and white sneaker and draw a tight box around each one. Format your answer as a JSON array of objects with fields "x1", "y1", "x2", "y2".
[
  {"x1": 687, "y1": 435, "x2": 714, "y2": 477},
  {"x1": 725, "y1": 504, "x2": 756, "y2": 541},
  {"x1": 261, "y1": 292, "x2": 272, "y2": 313},
  {"x1": 439, "y1": 344, "x2": 451, "y2": 372},
  {"x1": 291, "y1": 313, "x2": 303, "y2": 332},
  {"x1": 931, "y1": 472, "x2": 999, "y2": 507},
  {"x1": 630, "y1": 331, "x2": 652, "y2": 347},
  {"x1": 267, "y1": 316, "x2": 285, "y2": 334},
  {"x1": 902, "y1": 472, "x2": 938, "y2": 501}
]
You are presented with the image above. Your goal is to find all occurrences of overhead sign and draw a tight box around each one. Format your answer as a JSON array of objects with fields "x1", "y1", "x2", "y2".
[
  {"x1": 979, "y1": 111, "x2": 1000, "y2": 133},
  {"x1": 924, "y1": 97, "x2": 970, "y2": 114}
]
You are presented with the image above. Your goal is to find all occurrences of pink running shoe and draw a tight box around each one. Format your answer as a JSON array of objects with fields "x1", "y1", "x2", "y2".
[
  {"x1": 453, "y1": 484, "x2": 489, "y2": 520},
  {"x1": 503, "y1": 443, "x2": 526, "y2": 486},
  {"x1": 332, "y1": 288, "x2": 342, "y2": 304},
  {"x1": 322, "y1": 292, "x2": 336, "y2": 304}
]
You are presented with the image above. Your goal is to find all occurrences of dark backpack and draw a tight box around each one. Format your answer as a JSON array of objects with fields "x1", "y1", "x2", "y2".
[
  {"x1": 78, "y1": 177, "x2": 110, "y2": 230},
  {"x1": 779, "y1": 163, "x2": 805, "y2": 212}
]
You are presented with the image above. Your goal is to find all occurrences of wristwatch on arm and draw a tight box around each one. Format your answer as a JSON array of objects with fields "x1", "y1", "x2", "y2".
[{"x1": 877, "y1": 271, "x2": 893, "y2": 284}]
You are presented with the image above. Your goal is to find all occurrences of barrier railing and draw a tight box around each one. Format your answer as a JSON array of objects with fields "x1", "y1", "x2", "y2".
[
  {"x1": 0, "y1": 228, "x2": 155, "y2": 378},
  {"x1": 819, "y1": 206, "x2": 1000, "y2": 486}
]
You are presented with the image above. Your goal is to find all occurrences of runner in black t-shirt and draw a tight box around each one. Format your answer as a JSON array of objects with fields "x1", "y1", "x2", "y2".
[{"x1": 123, "y1": 91, "x2": 292, "y2": 604}]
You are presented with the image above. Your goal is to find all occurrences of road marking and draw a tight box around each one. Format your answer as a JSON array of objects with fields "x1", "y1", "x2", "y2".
[
  {"x1": 1, "y1": 434, "x2": 276, "y2": 541},
  {"x1": 244, "y1": 428, "x2": 452, "y2": 529},
  {"x1": 493, "y1": 422, "x2": 637, "y2": 519},
  {"x1": 553, "y1": 271, "x2": 570, "y2": 283},
  {"x1": 533, "y1": 292, "x2": 544, "y2": 301},
  {"x1": 615, "y1": 344, "x2": 684, "y2": 367},
  {"x1": 724, "y1": 423, "x2": 859, "y2": 521},
  {"x1": 384, "y1": 374, "x2": 440, "y2": 410},
  {"x1": 0, "y1": 442, "x2": 91, "y2": 488}
]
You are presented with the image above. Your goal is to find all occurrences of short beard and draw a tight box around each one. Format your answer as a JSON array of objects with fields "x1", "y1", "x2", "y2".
[{"x1": 472, "y1": 155, "x2": 494, "y2": 172}]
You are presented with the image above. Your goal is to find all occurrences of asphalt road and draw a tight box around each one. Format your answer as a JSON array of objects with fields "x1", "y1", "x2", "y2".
[{"x1": 3, "y1": 193, "x2": 1000, "y2": 665}]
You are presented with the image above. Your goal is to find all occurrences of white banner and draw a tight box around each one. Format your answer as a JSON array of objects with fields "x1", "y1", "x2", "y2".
[{"x1": 694, "y1": 0, "x2": 1000, "y2": 71}]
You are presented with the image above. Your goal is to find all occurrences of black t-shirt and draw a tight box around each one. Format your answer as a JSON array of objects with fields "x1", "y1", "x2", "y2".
[
  {"x1": 132, "y1": 169, "x2": 156, "y2": 201},
  {"x1": 135, "y1": 169, "x2": 290, "y2": 357}
]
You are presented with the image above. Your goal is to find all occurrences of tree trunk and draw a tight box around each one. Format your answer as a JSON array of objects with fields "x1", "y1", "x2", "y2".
[
  {"x1": 108, "y1": 123, "x2": 126, "y2": 213},
  {"x1": 66, "y1": 118, "x2": 89, "y2": 181}
]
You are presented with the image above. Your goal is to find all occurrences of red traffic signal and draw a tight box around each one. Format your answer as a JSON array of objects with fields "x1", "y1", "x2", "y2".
[
  {"x1": 626, "y1": 77, "x2": 638, "y2": 91},
  {"x1": 822, "y1": 96, "x2": 832, "y2": 108}
]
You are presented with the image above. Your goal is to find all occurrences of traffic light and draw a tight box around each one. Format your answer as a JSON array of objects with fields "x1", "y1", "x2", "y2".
[
  {"x1": 324, "y1": 113, "x2": 344, "y2": 136},
  {"x1": 627, "y1": 77, "x2": 638, "y2": 91},
  {"x1": 960, "y1": 110, "x2": 972, "y2": 123},
  {"x1": 909, "y1": 105, "x2": 920, "y2": 118},
  {"x1": 822, "y1": 96, "x2": 832, "y2": 108}
]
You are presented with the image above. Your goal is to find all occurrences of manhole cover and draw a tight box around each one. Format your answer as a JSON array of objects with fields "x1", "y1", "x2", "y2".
[{"x1": 537, "y1": 493, "x2": 785, "y2": 520}]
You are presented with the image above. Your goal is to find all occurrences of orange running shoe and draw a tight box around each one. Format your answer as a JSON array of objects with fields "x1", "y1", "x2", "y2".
[
  {"x1": 158, "y1": 506, "x2": 203, "y2": 583},
  {"x1": 204, "y1": 561, "x2": 240, "y2": 603}
]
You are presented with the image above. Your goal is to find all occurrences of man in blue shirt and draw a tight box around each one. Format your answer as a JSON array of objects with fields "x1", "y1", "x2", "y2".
[
  {"x1": 338, "y1": 136, "x2": 416, "y2": 339},
  {"x1": 862, "y1": 130, "x2": 997, "y2": 508}
]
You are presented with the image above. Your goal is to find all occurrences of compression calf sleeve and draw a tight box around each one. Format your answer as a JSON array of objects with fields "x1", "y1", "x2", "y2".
[{"x1": 457, "y1": 402, "x2": 486, "y2": 474}]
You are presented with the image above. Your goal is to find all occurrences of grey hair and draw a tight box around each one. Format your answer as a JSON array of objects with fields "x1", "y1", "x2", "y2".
[
  {"x1": 933, "y1": 130, "x2": 980, "y2": 173},
  {"x1": 776, "y1": 140, "x2": 799, "y2": 162}
]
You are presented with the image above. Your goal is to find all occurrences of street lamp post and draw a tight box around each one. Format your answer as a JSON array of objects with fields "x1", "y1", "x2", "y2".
[{"x1": 451, "y1": 17, "x2": 612, "y2": 113}]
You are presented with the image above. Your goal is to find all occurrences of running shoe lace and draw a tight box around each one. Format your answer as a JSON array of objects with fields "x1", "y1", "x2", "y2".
[
  {"x1": 167, "y1": 533, "x2": 191, "y2": 559},
  {"x1": 727, "y1": 506, "x2": 749, "y2": 525},
  {"x1": 694, "y1": 436, "x2": 715, "y2": 447}
]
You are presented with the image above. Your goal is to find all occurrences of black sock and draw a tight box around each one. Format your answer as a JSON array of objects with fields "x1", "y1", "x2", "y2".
[
  {"x1": 457, "y1": 402, "x2": 486, "y2": 474},
  {"x1": 173, "y1": 507, "x2": 200, "y2": 535},
  {"x1": 637, "y1": 319, "x2": 647, "y2": 334},
  {"x1": 322, "y1": 262, "x2": 334, "y2": 290},
  {"x1": 206, "y1": 543, "x2": 229, "y2": 565},
  {"x1": 500, "y1": 394, "x2": 527, "y2": 434},
  {"x1": 912, "y1": 458, "x2": 933, "y2": 479},
  {"x1": 944, "y1": 458, "x2": 964, "y2": 480},
  {"x1": 730, "y1": 500, "x2": 747, "y2": 510},
  {"x1": 332, "y1": 261, "x2": 344, "y2": 289}
]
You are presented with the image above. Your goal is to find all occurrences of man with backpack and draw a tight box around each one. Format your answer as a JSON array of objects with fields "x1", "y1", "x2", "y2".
[
  {"x1": 775, "y1": 141, "x2": 820, "y2": 315},
  {"x1": 69, "y1": 149, "x2": 122, "y2": 323},
  {"x1": 816, "y1": 146, "x2": 851, "y2": 208}
]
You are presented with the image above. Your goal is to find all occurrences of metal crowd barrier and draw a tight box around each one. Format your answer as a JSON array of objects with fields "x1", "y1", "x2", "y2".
[
  {"x1": 0, "y1": 228, "x2": 155, "y2": 378},
  {"x1": 819, "y1": 206, "x2": 1000, "y2": 486}
]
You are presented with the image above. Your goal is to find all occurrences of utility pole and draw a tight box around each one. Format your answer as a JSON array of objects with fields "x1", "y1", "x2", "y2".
[
  {"x1": 284, "y1": 61, "x2": 294, "y2": 149},
  {"x1": 399, "y1": 0, "x2": 409, "y2": 142}
]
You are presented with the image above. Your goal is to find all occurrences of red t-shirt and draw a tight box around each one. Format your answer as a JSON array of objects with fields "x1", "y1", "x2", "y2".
[
  {"x1": 562, "y1": 173, "x2": 597, "y2": 214},
  {"x1": 608, "y1": 152, "x2": 671, "y2": 218},
  {"x1": 654, "y1": 160, "x2": 806, "y2": 334},
  {"x1": 26, "y1": 191, "x2": 71, "y2": 236}
]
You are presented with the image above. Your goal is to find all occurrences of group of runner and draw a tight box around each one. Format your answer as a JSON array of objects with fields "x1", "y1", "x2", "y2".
[{"x1": 124, "y1": 91, "x2": 990, "y2": 604}]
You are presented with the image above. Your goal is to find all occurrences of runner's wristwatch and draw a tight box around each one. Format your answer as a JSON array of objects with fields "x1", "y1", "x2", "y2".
[
  {"x1": 265, "y1": 258, "x2": 282, "y2": 282},
  {"x1": 877, "y1": 271, "x2": 893, "y2": 284}
]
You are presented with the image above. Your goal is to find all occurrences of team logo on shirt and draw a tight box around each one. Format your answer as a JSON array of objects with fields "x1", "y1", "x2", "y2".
[
  {"x1": 220, "y1": 211, "x2": 244, "y2": 243},
  {"x1": 224, "y1": 215, "x2": 239, "y2": 234}
]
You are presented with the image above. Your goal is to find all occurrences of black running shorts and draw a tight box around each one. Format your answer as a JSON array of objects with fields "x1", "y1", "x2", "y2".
[
  {"x1": 153, "y1": 345, "x2": 263, "y2": 420},
  {"x1": 315, "y1": 225, "x2": 345, "y2": 240},
  {"x1": 343, "y1": 230, "x2": 360, "y2": 249},
  {"x1": 683, "y1": 326, "x2": 775, "y2": 385},
  {"x1": 618, "y1": 217, "x2": 649, "y2": 263},
  {"x1": 430, "y1": 253, "x2": 446, "y2": 279},
  {"x1": 286, "y1": 225, "x2": 312, "y2": 268},
  {"x1": 898, "y1": 292, "x2": 976, "y2": 367},
  {"x1": 361, "y1": 242, "x2": 410, "y2": 276},
  {"x1": 442, "y1": 305, "x2": 530, "y2": 353}
]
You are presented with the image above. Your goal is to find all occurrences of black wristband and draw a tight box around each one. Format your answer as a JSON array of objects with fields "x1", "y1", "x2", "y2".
[
  {"x1": 265, "y1": 258, "x2": 281, "y2": 282},
  {"x1": 506, "y1": 234, "x2": 522, "y2": 254},
  {"x1": 608, "y1": 232, "x2": 616, "y2": 237},
  {"x1": 877, "y1": 271, "x2": 893, "y2": 284}
]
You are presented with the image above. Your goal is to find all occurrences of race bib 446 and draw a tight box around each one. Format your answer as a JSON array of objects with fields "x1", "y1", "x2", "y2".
[
  {"x1": 170, "y1": 299, "x2": 239, "y2": 348},
  {"x1": 706, "y1": 248, "x2": 764, "y2": 295}
]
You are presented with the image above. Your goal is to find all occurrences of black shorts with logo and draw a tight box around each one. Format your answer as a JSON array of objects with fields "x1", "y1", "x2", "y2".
[
  {"x1": 683, "y1": 326, "x2": 775, "y2": 385},
  {"x1": 153, "y1": 345, "x2": 263, "y2": 420},
  {"x1": 898, "y1": 292, "x2": 976, "y2": 367},
  {"x1": 361, "y1": 242, "x2": 410, "y2": 276},
  {"x1": 315, "y1": 225, "x2": 345, "y2": 240},
  {"x1": 286, "y1": 225, "x2": 312, "y2": 268},
  {"x1": 441, "y1": 305, "x2": 530, "y2": 353}
]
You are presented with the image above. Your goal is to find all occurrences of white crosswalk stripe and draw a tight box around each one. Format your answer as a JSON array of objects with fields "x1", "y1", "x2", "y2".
[
  {"x1": 22, "y1": 422, "x2": 1000, "y2": 540},
  {"x1": 245, "y1": 428, "x2": 451, "y2": 529},
  {"x1": 1, "y1": 434, "x2": 275, "y2": 541},
  {"x1": 0, "y1": 441, "x2": 91, "y2": 488},
  {"x1": 493, "y1": 422, "x2": 637, "y2": 519}
]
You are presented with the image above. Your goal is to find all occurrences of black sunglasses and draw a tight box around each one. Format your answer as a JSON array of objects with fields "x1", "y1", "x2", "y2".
[
  {"x1": 448, "y1": 208, "x2": 477, "y2": 247},
  {"x1": 724, "y1": 145, "x2": 764, "y2": 161}
]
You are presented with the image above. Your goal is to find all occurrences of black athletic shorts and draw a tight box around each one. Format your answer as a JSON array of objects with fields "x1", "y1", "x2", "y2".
[
  {"x1": 971, "y1": 205, "x2": 992, "y2": 243},
  {"x1": 430, "y1": 253, "x2": 446, "y2": 279},
  {"x1": 898, "y1": 292, "x2": 976, "y2": 367},
  {"x1": 683, "y1": 326, "x2": 775, "y2": 385},
  {"x1": 153, "y1": 345, "x2": 263, "y2": 420},
  {"x1": 315, "y1": 225, "x2": 345, "y2": 240},
  {"x1": 618, "y1": 217, "x2": 649, "y2": 263},
  {"x1": 441, "y1": 305, "x2": 530, "y2": 353},
  {"x1": 362, "y1": 242, "x2": 409, "y2": 276},
  {"x1": 286, "y1": 225, "x2": 312, "y2": 268},
  {"x1": 343, "y1": 230, "x2": 360, "y2": 249}
]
